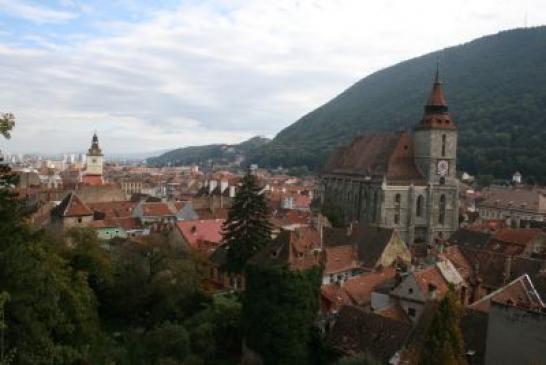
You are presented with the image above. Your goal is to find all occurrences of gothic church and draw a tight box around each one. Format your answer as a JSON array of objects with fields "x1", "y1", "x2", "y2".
[{"x1": 319, "y1": 71, "x2": 459, "y2": 245}]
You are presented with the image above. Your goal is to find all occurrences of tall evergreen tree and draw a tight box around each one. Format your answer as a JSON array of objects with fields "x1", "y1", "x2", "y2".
[
  {"x1": 419, "y1": 288, "x2": 467, "y2": 365},
  {"x1": 222, "y1": 170, "x2": 272, "y2": 273}
]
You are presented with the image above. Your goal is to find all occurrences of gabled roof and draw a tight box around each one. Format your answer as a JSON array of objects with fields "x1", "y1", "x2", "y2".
[
  {"x1": 322, "y1": 132, "x2": 425, "y2": 184},
  {"x1": 468, "y1": 274, "x2": 544, "y2": 313},
  {"x1": 323, "y1": 245, "x2": 358, "y2": 274},
  {"x1": 175, "y1": 219, "x2": 224, "y2": 250},
  {"x1": 329, "y1": 305, "x2": 412, "y2": 363},
  {"x1": 343, "y1": 268, "x2": 397, "y2": 306},
  {"x1": 447, "y1": 228, "x2": 492, "y2": 249},
  {"x1": 324, "y1": 225, "x2": 399, "y2": 269},
  {"x1": 141, "y1": 202, "x2": 175, "y2": 217},
  {"x1": 51, "y1": 192, "x2": 93, "y2": 217}
]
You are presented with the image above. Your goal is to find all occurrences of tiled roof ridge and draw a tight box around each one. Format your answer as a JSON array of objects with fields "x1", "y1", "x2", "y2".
[{"x1": 469, "y1": 273, "x2": 544, "y2": 310}]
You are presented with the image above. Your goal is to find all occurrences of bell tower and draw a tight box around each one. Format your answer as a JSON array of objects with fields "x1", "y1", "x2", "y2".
[
  {"x1": 413, "y1": 67, "x2": 458, "y2": 185},
  {"x1": 83, "y1": 132, "x2": 104, "y2": 185}
]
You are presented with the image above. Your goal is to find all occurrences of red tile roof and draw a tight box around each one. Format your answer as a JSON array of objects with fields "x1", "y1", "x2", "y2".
[
  {"x1": 51, "y1": 192, "x2": 93, "y2": 217},
  {"x1": 81, "y1": 174, "x2": 103, "y2": 186},
  {"x1": 493, "y1": 228, "x2": 542, "y2": 246},
  {"x1": 442, "y1": 245, "x2": 473, "y2": 280},
  {"x1": 176, "y1": 219, "x2": 224, "y2": 250},
  {"x1": 413, "y1": 266, "x2": 450, "y2": 299},
  {"x1": 468, "y1": 274, "x2": 544, "y2": 313},
  {"x1": 141, "y1": 202, "x2": 174, "y2": 217},
  {"x1": 343, "y1": 268, "x2": 397, "y2": 306},
  {"x1": 323, "y1": 245, "x2": 358, "y2": 274},
  {"x1": 323, "y1": 132, "x2": 425, "y2": 184},
  {"x1": 87, "y1": 201, "x2": 138, "y2": 219}
]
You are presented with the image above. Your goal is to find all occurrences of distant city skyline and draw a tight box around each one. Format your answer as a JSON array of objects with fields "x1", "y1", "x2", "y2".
[{"x1": 1, "y1": 0, "x2": 545, "y2": 154}]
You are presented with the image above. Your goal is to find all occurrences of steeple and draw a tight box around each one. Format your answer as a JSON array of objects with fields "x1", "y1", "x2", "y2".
[
  {"x1": 416, "y1": 66, "x2": 456, "y2": 130},
  {"x1": 88, "y1": 132, "x2": 103, "y2": 156}
]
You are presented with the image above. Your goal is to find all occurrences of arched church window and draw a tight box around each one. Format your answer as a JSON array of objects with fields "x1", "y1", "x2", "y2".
[
  {"x1": 416, "y1": 195, "x2": 424, "y2": 217},
  {"x1": 394, "y1": 194, "x2": 401, "y2": 225},
  {"x1": 441, "y1": 134, "x2": 446, "y2": 157},
  {"x1": 439, "y1": 194, "x2": 446, "y2": 225}
]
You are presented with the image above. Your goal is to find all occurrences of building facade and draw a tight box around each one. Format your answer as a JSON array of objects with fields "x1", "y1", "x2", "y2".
[{"x1": 318, "y1": 71, "x2": 460, "y2": 245}]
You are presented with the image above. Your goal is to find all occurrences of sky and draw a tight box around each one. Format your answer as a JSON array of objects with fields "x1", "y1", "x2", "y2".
[{"x1": 0, "y1": 0, "x2": 545, "y2": 155}]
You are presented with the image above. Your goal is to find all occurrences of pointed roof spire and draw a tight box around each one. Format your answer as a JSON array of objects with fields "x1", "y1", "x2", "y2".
[
  {"x1": 88, "y1": 131, "x2": 103, "y2": 156},
  {"x1": 415, "y1": 65, "x2": 456, "y2": 130},
  {"x1": 426, "y1": 60, "x2": 447, "y2": 110}
]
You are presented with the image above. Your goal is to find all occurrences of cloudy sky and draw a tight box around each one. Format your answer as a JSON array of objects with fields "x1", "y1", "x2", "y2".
[{"x1": 0, "y1": 0, "x2": 544, "y2": 155}]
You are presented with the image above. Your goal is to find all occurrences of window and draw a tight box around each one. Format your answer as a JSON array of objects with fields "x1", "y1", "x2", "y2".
[
  {"x1": 439, "y1": 194, "x2": 446, "y2": 225},
  {"x1": 394, "y1": 194, "x2": 401, "y2": 225},
  {"x1": 77, "y1": 217, "x2": 82, "y2": 223},
  {"x1": 416, "y1": 195, "x2": 424, "y2": 217},
  {"x1": 407, "y1": 307, "x2": 416, "y2": 317},
  {"x1": 408, "y1": 288, "x2": 413, "y2": 294},
  {"x1": 372, "y1": 191, "x2": 378, "y2": 223},
  {"x1": 441, "y1": 134, "x2": 446, "y2": 157}
]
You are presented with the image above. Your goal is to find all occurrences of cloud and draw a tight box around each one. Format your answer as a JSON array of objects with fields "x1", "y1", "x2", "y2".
[
  {"x1": 1, "y1": 0, "x2": 546, "y2": 154},
  {"x1": 0, "y1": 0, "x2": 78, "y2": 24}
]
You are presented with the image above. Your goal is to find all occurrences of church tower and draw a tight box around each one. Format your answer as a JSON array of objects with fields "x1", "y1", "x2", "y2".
[
  {"x1": 413, "y1": 68, "x2": 458, "y2": 185},
  {"x1": 83, "y1": 132, "x2": 104, "y2": 185}
]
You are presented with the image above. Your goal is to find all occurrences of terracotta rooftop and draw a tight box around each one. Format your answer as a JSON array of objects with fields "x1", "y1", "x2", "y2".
[
  {"x1": 87, "y1": 201, "x2": 138, "y2": 219},
  {"x1": 176, "y1": 219, "x2": 224, "y2": 250},
  {"x1": 323, "y1": 245, "x2": 358, "y2": 274},
  {"x1": 323, "y1": 132, "x2": 425, "y2": 184},
  {"x1": 413, "y1": 265, "x2": 450, "y2": 299},
  {"x1": 141, "y1": 202, "x2": 175, "y2": 217},
  {"x1": 343, "y1": 268, "x2": 397, "y2": 306},
  {"x1": 468, "y1": 274, "x2": 544, "y2": 313},
  {"x1": 51, "y1": 192, "x2": 93, "y2": 217}
]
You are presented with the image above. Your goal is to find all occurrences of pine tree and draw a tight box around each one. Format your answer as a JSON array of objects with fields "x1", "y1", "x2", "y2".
[
  {"x1": 222, "y1": 170, "x2": 272, "y2": 273},
  {"x1": 419, "y1": 288, "x2": 467, "y2": 365}
]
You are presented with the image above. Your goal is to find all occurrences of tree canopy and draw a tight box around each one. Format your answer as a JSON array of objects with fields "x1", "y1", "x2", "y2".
[{"x1": 222, "y1": 170, "x2": 272, "y2": 273}]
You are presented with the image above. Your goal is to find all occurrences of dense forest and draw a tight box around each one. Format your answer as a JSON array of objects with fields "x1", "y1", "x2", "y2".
[
  {"x1": 249, "y1": 26, "x2": 546, "y2": 183},
  {"x1": 147, "y1": 136, "x2": 270, "y2": 167}
]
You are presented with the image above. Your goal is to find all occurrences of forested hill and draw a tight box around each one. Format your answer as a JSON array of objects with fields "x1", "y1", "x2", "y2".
[
  {"x1": 248, "y1": 26, "x2": 546, "y2": 183},
  {"x1": 147, "y1": 136, "x2": 270, "y2": 167}
]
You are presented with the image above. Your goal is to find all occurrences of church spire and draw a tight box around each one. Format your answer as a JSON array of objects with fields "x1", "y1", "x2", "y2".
[
  {"x1": 415, "y1": 66, "x2": 456, "y2": 130},
  {"x1": 425, "y1": 62, "x2": 448, "y2": 113},
  {"x1": 88, "y1": 131, "x2": 103, "y2": 156}
]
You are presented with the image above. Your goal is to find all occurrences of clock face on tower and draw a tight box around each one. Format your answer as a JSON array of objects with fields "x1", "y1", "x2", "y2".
[{"x1": 437, "y1": 160, "x2": 449, "y2": 176}]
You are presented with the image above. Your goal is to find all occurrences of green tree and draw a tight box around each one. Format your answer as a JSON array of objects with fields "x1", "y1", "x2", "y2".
[
  {"x1": 222, "y1": 171, "x2": 272, "y2": 273},
  {"x1": 0, "y1": 113, "x2": 15, "y2": 139},
  {"x1": 0, "y1": 119, "x2": 101, "y2": 364},
  {"x1": 242, "y1": 261, "x2": 322, "y2": 365},
  {"x1": 419, "y1": 288, "x2": 466, "y2": 365}
]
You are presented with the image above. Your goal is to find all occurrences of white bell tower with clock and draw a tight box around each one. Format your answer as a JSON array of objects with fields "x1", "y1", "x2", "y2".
[{"x1": 84, "y1": 132, "x2": 103, "y2": 178}]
